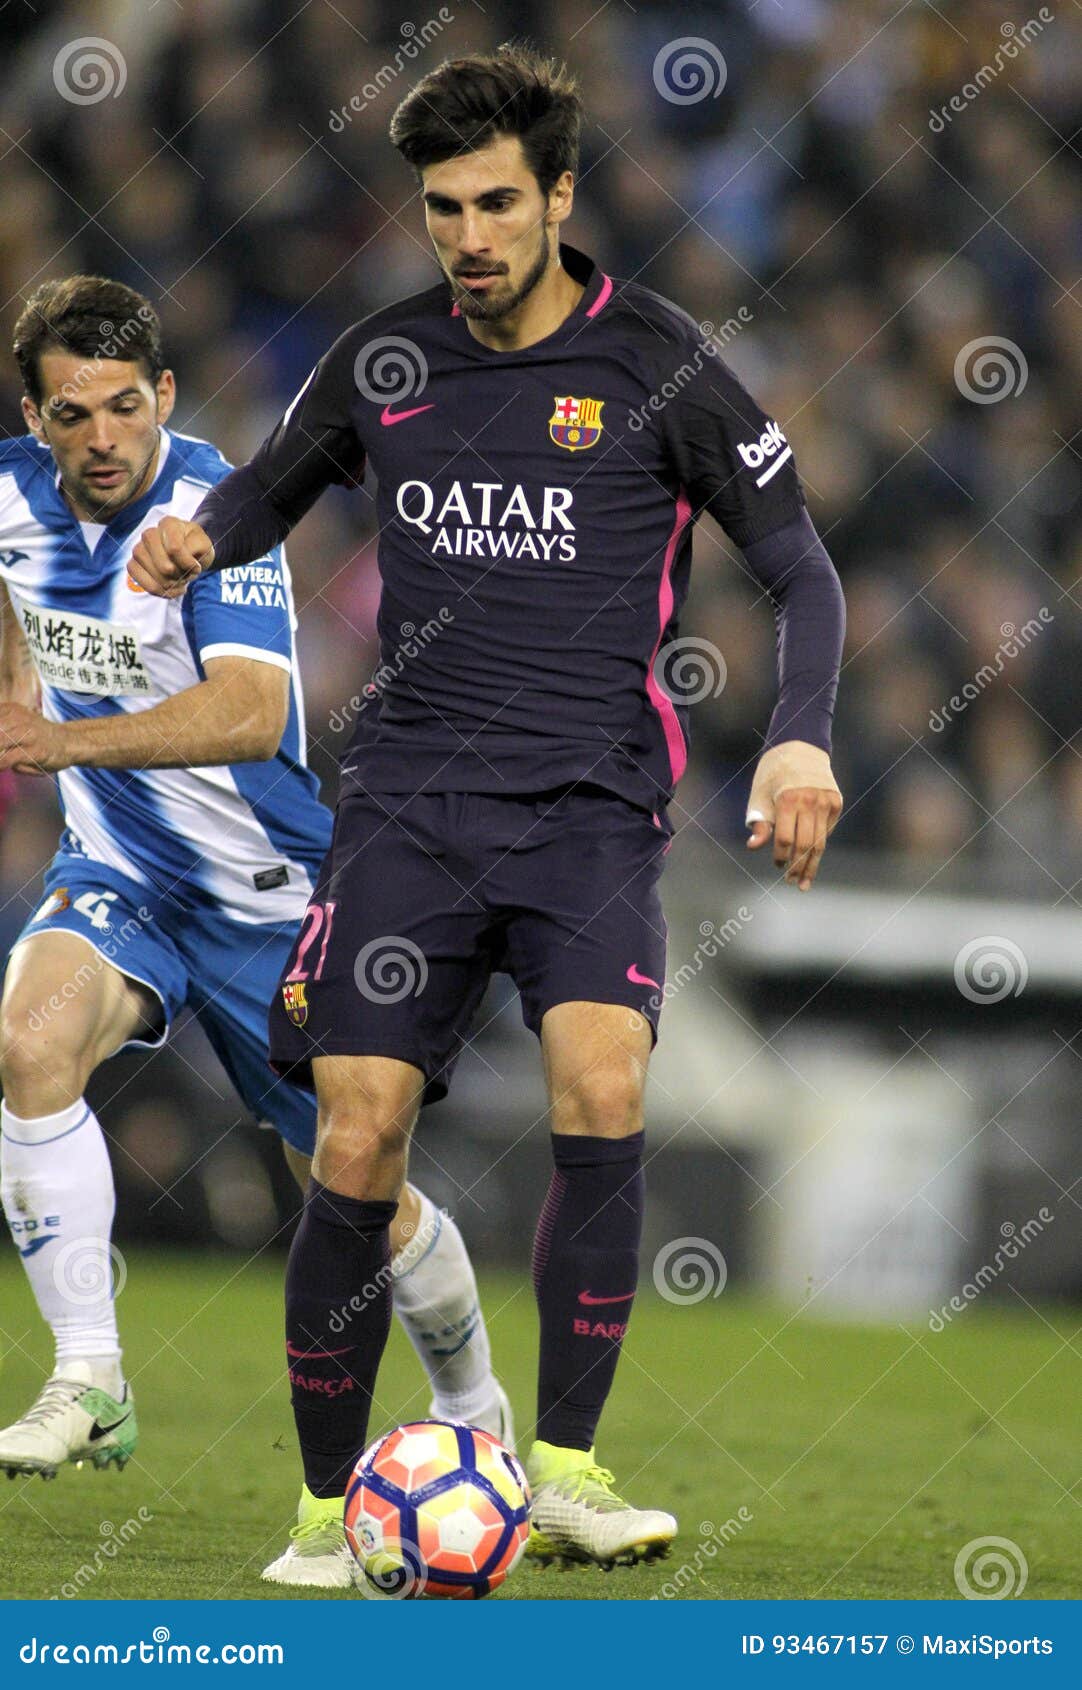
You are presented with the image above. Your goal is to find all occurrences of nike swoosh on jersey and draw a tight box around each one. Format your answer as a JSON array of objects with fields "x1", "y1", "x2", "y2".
[
  {"x1": 626, "y1": 963, "x2": 661, "y2": 990},
  {"x1": 380, "y1": 403, "x2": 435, "y2": 426}
]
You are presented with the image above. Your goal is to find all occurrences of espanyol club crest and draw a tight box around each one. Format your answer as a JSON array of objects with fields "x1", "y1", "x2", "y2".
[
  {"x1": 549, "y1": 395, "x2": 604, "y2": 451},
  {"x1": 282, "y1": 979, "x2": 309, "y2": 1027},
  {"x1": 31, "y1": 887, "x2": 70, "y2": 923}
]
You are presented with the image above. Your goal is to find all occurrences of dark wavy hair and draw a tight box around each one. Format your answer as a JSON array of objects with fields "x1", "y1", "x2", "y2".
[
  {"x1": 390, "y1": 42, "x2": 582, "y2": 195},
  {"x1": 13, "y1": 275, "x2": 163, "y2": 406}
]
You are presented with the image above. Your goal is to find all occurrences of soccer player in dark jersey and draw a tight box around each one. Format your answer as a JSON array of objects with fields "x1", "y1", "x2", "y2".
[{"x1": 132, "y1": 44, "x2": 844, "y2": 1577}]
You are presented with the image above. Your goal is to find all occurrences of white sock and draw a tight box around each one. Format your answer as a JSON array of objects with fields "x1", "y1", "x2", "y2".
[
  {"x1": 391, "y1": 1190, "x2": 497, "y2": 1421},
  {"x1": 1, "y1": 1098, "x2": 123, "y2": 1396}
]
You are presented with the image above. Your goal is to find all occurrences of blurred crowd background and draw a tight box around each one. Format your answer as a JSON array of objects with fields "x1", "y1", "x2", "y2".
[{"x1": 0, "y1": 2, "x2": 1078, "y2": 1301}]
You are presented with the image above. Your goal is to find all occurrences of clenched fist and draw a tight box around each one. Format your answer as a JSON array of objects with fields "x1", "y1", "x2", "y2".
[
  {"x1": 129, "y1": 516, "x2": 215, "y2": 599},
  {"x1": 746, "y1": 739, "x2": 843, "y2": 892}
]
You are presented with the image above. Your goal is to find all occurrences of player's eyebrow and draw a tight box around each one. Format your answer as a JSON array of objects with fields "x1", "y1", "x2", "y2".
[
  {"x1": 423, "y1": 186, "x2": 522, "y2": 212},
  {"x1": 46, "y1": 386, "x2": 143, "y2": 416}
]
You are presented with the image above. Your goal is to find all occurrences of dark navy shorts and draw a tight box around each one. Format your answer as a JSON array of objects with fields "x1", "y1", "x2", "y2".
[{"x1": 267, "y1": 785, "x2": 671, "y2": 1104}]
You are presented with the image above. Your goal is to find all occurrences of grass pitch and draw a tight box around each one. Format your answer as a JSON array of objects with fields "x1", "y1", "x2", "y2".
[{"x1": 0, "y1": 1249, "x2": 1076, "y2": 1600}]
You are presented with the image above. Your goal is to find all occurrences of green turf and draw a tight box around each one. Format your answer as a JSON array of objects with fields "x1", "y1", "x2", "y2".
[{"x1": 0, "y1": 1250, "x2": 1076, "y2": 1600}]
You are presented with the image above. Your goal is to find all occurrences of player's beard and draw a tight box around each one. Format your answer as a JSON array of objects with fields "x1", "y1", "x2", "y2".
[
  {"x1": 62, "y1": 431, "x2": 160, "y2": 521},
  {"x1": 451, "y1": 226, "x2": 552, "y2": 322}
]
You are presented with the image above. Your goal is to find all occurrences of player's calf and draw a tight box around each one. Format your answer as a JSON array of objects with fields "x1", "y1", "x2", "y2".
[{"x1": 0, "y1": 937, "x2": 154, "y2": 1466}]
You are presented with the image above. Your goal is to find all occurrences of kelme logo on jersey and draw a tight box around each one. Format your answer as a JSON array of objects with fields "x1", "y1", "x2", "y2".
[
  {"x1": 282, "y1": 979, "x2": 309, "y2": 1026},
  {"x1": 395, "y1": 479, "x2": 577, "y2": 562},
  {"x1": 549, "y1": 395, "x2": 605, "y2": 452},
  {"x1": 736, "y1": 418, "x2": 793, "y2": 488}
]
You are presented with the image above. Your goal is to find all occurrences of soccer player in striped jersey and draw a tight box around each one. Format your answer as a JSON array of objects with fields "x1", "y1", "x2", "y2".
[
  {"x1": 0, "y1": 277, "x2": 507, "y2": 1588},
  {"x1": 133, "y1": 45, "x2": 846, "y2": 1574}
]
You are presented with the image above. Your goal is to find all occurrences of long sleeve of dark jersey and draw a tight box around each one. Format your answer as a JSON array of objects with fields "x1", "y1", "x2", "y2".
[
  {"x1": 741, "y1": 509, "x2": 845, "y2": 753},
  {"x1": 661, "y1": 333, "x2": 844, "y2": 753},
  {"x1": 194, "y1": 325, "x2": 367, "y2": 572}
]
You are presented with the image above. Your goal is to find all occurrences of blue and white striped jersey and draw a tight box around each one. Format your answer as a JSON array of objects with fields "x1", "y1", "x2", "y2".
[{"x1": 0, "y1": 427, "x2": 331, "y2": 925}]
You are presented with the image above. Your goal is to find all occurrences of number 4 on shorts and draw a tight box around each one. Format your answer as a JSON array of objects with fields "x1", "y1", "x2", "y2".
[{"x1": 73, "y1": 890, "x2": 118, "y2": 932}]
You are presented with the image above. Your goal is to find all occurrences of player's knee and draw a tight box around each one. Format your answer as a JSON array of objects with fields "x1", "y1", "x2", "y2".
[
  {"x1": 552, "y1": 1063, "x2": 645, "y2": 1139},
  {"x1": 313, "y1": 1103, "x2": 413, "y2": 1198},
  {"x1": 0, "y1": 995, "x2": 89, "y2": 1114}
]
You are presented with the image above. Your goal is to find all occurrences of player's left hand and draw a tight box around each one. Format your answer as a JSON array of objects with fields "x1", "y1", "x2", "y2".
[
  {"x1": 0, "y1": 703, "x2": 67, "y2": 775},
  {"x1": 746, "y1": 739, "x2": 842, "y2": 892}
]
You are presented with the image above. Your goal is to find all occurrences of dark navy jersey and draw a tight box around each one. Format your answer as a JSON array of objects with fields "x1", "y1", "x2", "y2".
[{"x1": 198, "y1": 244, "x2": 819, "y2": 813}]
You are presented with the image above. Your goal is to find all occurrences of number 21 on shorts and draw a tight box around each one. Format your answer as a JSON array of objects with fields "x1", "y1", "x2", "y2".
[{"x1": 286, "y1": 900, "x2": 336, "y2": 981}]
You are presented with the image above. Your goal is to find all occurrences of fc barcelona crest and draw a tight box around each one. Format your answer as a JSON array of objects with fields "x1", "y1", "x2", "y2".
[
  {"x1": 282, "y1": 979, "x2": 309, "y2": 1027},
  {"x1": 549, "y1": 395, "x2": 604, "y2": 452}
]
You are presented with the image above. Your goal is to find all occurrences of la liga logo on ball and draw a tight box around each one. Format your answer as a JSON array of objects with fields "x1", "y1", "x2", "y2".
[{"x1": 345, "y1": 1421, "x2": 531, "y2": 1599}]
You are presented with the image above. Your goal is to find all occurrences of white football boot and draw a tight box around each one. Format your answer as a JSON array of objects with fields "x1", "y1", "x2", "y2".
[
  {"x1": 0, "y1": 1361, "x2": 137, "y2": 1479},
  {"x1": 524, "y1": 1441, "x2": 676, "y2": 1569},
  {"x1": 262, "y1": 1484, "x2": 356, "y2": 1589}
]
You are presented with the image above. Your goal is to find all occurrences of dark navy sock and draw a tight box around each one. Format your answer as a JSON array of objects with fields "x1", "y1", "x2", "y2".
[
  {"x1": 532, "y1": 1131, "x2": 645, "y2": 1452},
  {"x1": 285, "y1": 1180, "x2": 397, "y2": 1499}
]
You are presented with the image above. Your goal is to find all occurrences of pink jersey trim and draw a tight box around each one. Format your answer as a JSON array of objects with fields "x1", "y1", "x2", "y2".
[
  {"x1": 586, "y1": 272, "x2": 613, "y2": 318},
  {"x1": 645, "y1": 489, "x2": 692, "y2": 787}
]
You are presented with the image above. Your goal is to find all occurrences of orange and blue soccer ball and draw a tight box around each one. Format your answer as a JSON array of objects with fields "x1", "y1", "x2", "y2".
[{"x1": 345, "y1": 1421, "x2": 531, "y2": 1599}]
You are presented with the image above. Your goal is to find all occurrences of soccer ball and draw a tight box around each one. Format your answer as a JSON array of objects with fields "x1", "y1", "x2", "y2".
[{"x1": 345, "y1": 1421, "x2": 531, "y2": 1599}]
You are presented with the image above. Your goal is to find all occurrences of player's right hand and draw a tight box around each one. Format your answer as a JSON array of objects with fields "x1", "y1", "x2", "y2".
[{"x1": 129, "y1": 517, "x2": 215, "y2": 598}]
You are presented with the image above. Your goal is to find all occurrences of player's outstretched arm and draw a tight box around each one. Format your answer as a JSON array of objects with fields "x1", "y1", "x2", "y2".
[
  {"x1": 133, "y1": 328, "x2": 369, "y2": 600},
  {"x1": 0, "y1": 655, "x2": 288, "y2": 774},
  {"x1": 129, "y1": 514, "x2": 216, "y2": 598}
]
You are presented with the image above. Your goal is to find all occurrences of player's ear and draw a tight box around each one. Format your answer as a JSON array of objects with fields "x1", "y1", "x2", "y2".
[
  {"x1": 21, "y1": 394, "x2": 45, "y2": 441},
  {"x1": 546, "y1": 170, "x2": 574, "y2": 228},
  {"x1": 154, "y1": 368, "x2": 177, "y2": 426}
]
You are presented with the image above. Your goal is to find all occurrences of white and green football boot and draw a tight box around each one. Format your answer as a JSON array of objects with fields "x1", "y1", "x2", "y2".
[
  {"x1": 524, "y1": 1440, "x2": 676, "y2": 1569},
  {"x1": 262, "y1": 1484, "x2": 356, "y2": 1589},
  {"x1": 0, "y1": 1361, "x2": 137, "y2": 1479}
]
